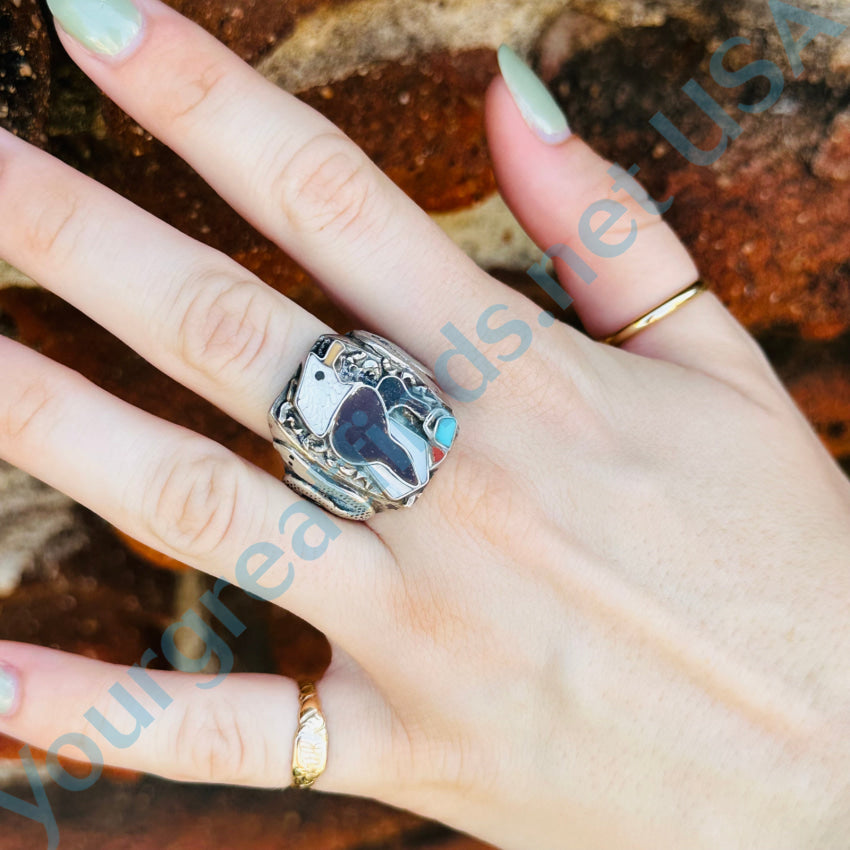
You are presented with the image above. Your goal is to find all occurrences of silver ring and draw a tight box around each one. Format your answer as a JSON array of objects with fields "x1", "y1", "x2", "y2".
[{"x1": 268, "y1": 331, "x2": 458, "y2": 520}]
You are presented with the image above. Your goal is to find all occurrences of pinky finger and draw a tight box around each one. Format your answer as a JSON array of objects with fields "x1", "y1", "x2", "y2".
[{"x1": 0, "y1": 642, "x2": 388, "y2": 809}]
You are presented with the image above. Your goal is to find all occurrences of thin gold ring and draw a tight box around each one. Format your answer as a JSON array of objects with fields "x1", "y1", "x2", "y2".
[
  {"x1": 598, "y1": 281, "x2": 709, "y2": 347},
  {"x1": 291, "y1": 680, "x2": 328, "y2": 789}
]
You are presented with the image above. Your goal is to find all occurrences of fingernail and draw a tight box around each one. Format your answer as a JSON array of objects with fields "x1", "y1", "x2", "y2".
[
  {"x1": 0, "y1": 663, "x2": 20, "y2": 716},
  {"x1": 46, "y1": 0, "x2": 143, "y2": 57},
  {"x1": 497, "y1": 44, "x2": 571, "y2": 145}
]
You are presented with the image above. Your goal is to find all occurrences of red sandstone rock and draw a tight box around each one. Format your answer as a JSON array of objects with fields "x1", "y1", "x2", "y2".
[
  {"x1": 788, "y1": 363, "x2": 850, "y2": 459},
  {"x1": 813, "y1": 109, "x2": 850, "y2": 181},
  {"x1": 414, "y1": 837, "x2": 497, "y2": 850},
  {"x1": 165, "y1": 0, "x2": 355, "y2": 65},
  {"x1": 297, "y1": 50, "x2": 498, "y2": 212},
  {"x1": 0, "y1": 0, "x2": 50, "y2": 145},
  {"x1": 0, "y1": 777, "x2": 425, "y2": 849},
  {"x1": 540, "y1": 11, "x2": 850, "y2": 341}
]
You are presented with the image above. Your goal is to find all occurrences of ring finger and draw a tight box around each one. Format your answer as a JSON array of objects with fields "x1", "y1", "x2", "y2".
[
  {"x1": 484, "y1": 70, "x2": 780, "y2": 394},
  {"x1": 0, "y1": 333, "x2": 391, "y2": 646}
]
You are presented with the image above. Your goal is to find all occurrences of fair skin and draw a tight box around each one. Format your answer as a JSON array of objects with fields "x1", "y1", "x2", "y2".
[{"x1": 0, "y1": 1, "x2": 849, "y2": 847}]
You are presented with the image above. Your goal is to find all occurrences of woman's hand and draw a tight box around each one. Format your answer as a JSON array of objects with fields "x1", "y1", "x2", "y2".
[{"x1": 0, "y1": 1, "x2": 848, "y2": 848}]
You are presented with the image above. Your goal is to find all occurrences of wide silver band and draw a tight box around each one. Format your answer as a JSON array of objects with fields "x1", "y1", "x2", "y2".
[{"x1": 269, "y1": 331, "x2": 458, "y2": 520}]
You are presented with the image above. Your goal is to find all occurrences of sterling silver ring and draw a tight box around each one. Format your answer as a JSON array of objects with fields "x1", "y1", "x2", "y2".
[{"x1": 268, "y1": 331, "x2": 458, "y2": 520}]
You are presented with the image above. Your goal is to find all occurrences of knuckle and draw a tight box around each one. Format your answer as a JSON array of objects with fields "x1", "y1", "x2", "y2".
[
  {"x1": 0, "y1": 374, "x2": 64, "y2": 446},
  {"x1": 272, "y1": 133, "x2": 385, "y2": 241},
  {"x1": 444, "y1": 453, "x2": 507, "y2": 535},
  {"x1": 389, "y1": 710, "x2": 486, "y2": 798},
  {"x1": 161, "y1": 56, "x2": 230, "y2": 124},
  {"x1": 140, "y1": 444, "x2": 246, "y2": 563},
  {"x1": 388, "y1": 563, "x2": 465, "y2": 650},
  {"x1": 24, "y1": 192, "x2": 83, "y2": 260},
  {"x1": 169, "y1": 698, "x2": 253, "y2": 784},
  {"x1": 428, "y1": 730, "x2": 489, "y2": 796},
  {"x1": 505, "y1": 351, "x2": 564, "y2": 420},
  {"x1": 436, "y1": 447, "x2": 525, "y2": 554},
  {"x1": 490, "y1": 329, "x2": 598, "y2": 430},
  {"x1": 171, "y1": 270, "x2": 277, "y2": 381}
]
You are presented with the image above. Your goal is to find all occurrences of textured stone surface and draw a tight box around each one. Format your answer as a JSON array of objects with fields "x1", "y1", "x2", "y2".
[
  {"x1": 297, "y1": 49, "x2": 497, "y2": 212},
  {"x1": 761, "y1": 328, "x2": 850, "y2": 459},
  {"x1": 0, "y1": 0, "x2": 50, "y2": 145},
  {"x1": 812, "y1": 108, "x2": 850, "y2": 181},
  {"x1": 0, "y1": 460, "x2": 84, "y2": 597},
  {"x1": 0, "y1": 776, "x2": 431, "y2": 849},
  {"x1": 255, "y1": 0, "x2": 565, "y2": 90},
  {"x1": 167, "y1": 0, "x2": 330, "y2": 64},
  {"x1": 539, "y1": 6, "x2": 850, "y2": 340}
]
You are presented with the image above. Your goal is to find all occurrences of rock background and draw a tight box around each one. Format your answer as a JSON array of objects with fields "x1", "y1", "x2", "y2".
[{"x1": 0, "y1": 0, "x2": 849, "y2": 846}]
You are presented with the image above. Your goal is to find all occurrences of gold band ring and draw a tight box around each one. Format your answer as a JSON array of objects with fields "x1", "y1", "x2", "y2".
[
  {"x1": 291, "y1": 680, "x2": 328, "y2": 789},
  {"x1": 598, "y1": 281, "x2": 709, "y2": 347}
]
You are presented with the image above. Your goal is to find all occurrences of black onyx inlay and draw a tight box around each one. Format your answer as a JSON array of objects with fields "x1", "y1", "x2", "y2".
[
  {"x1": 378, "y1": 376, "x2": 429, "y2": 417},
  {"x1": 315, "y1": 370, "x2": 325, "y2": 381},
  {"x1": 331, "y1": 387, "x2": 417, "y2": 486}
]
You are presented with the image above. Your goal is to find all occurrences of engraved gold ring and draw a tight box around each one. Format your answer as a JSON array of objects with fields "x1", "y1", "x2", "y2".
[{"x1": 291, "y1": 680, "x2": 328, "y2": 789}]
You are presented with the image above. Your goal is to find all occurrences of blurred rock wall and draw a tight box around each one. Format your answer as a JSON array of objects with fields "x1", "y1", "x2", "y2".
[{"x1": 0, "y1": 0, "x2": 848, "y2": 846}]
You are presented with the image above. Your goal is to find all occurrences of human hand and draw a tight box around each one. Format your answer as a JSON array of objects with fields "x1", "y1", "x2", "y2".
[{"x1": 0, "y1": 1, "x2": 849, "y2": 848}]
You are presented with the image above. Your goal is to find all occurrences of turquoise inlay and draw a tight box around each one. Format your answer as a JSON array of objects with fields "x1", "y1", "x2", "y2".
[{"x1": 434, "y1": 416, "x2": 457, "y2": 449}]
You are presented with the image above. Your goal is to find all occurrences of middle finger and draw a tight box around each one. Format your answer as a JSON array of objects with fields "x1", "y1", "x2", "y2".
[{"x1": 49, "y1": 0, "x2": 528, "y2": 366}]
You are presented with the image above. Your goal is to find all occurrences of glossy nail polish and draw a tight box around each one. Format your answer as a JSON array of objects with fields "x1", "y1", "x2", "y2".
[
  {"x1": 46, "y1": 0, "x2": 143, "y2": 57},
  {"x1": 497, "y1": 44, "x2": 571, "y2": 145},
  {"x1": 0, "y1": 663, "x2": 19, "y2": 716}
]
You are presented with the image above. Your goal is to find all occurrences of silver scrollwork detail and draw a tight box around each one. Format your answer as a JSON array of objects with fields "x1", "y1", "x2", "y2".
[{"x1": 269, "y1": 331, "x2": 458, "y2": 520}]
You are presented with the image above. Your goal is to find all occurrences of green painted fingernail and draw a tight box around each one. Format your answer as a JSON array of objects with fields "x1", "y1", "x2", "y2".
[
  {"x1": 46, "y1": 0, "x2": 143, "y2": 57},
  {"x1": 0, "y1": 664, "x2": 19, "y2": 716},
  {"x1": 497, "y1": 44, "x2": 571, "y2": 145}
]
